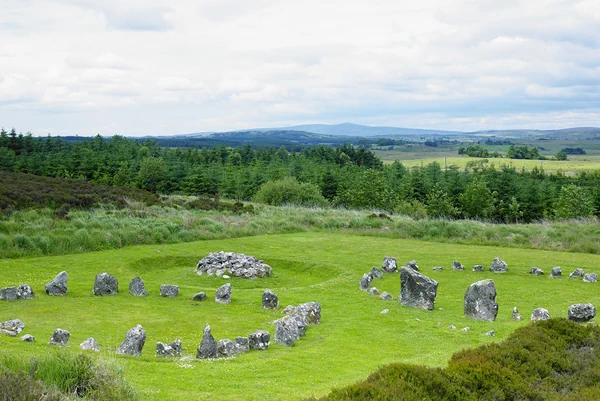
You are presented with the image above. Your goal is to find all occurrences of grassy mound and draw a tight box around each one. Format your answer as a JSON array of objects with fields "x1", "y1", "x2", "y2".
[{"x1": 309, "y1": 318, "x2": 600, "y2": 401}]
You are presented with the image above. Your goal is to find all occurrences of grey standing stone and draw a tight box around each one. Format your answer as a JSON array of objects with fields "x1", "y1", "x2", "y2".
[
  {"x1": 367, "y1": 287, "x2": 380, "y2": 296},
  {"x1": 461, "y1": 327, "x2": 470, "y2": 332},
  {"x1": 473, "y1": 265, "x2": 484, "y2": 272},
  {"x1": 295, "y1": 302, "x2": 321, "y2": 325},
  {"x1": 550, "y1": 267, "x2": 562, "y2": 278},
  {"x1": 406, "y1": 260, "x2": 419, "y2": 271},
  {"x1": 217, "y1": 339, "x2": 238, "y2": 357},
  {"x1": 359, "y1": 273, "x2": 373, "y2": 291},
  {"x1": 370, "y1": 266, "x2": 383, "y2": 279},
  {"x1": 486, "y1": 330, "x2": 495, "y2": 336},
  {"x1": 0, "y1": 287, "x2": 17, "y2": 301},
  {"x1": 249, "y1": 330, "x2": 270, "y2": 350},
  {"x1": 262, "y1": 289, "x2": 279, "y2": 309},
  {"x1": 531, "y1": 308, "x2": 551, "y2": 321},
  {"x1": 80, "y1": 337, "x2": 100, "y2": 351},
  {"x1": 49, "y1": 328, "x2": 70, "y2": 346},
  {"x1": 380, "y1": 291, "x2": 394, "y2": 301},
  {"x1": 530, "y1": 267, "x2": 544, "y2": 276},
  {"x1": 156, "y1": 339, "x2": 182, "y2": 357},
  {"x1": 489, "y1": 257, "x2": 507, "y2": 273},
  {"x1": 568, "y1": 303, "x2": 596, "y2": 323},
  {"x1": 21, "y1": 334, "x2": 34, "y2": 342},
  {"x1": 399, "y1": 266, "x2": 438, "y2": 310},
  {"x1": 193, "y1": 292, "x2": 207, "y2": 301},
  {"x1": 0, "y1": 319, "x2": 25, "y2": 336},
  {"x1": 129, "y1": 277, "x2": 147, "y2": 297},
  {"x1": 382, "y1": 257, "x2": 398, "y2": 273},
  {"x1": 160, "y1": 285, "x2": 179, "y2": 297},
  {"x1": 570, "y1": 268, "x2": 585, "y2": 278},
  {"x1": 45, "y1": 271, "x2": 68, "y2": 296},
  {"x1": 117, "y1": 325, "x2": 146, "y2": 356},
  {"x1": 452, "y1": 261, "x2": 464, "y2": 271},
  {"x1": 512, "y1": 306, "x2": 522, "y2": 321},
  {"x1": 584, "y1": 273, "x2": 598, "y2": 283},
  {"x1": 197, "y1": 324, "x2": 217, "y2": 359},
  {"x1": 93, "y1": 272, "x2": 118, "y2": 296},
  {"x1": 464, "y1": 279, "x2": 498, "y2": 321},
  {"x1": 235, "y1": 336, "x2": 250, "y2": 353},
  {"x1": 215, "y1": 283, "x2": 232, "y2": 304},
  {"x1": 17, "y1": 284, "x2": 35, "y2": 300},
  {"x1": 274, "y1": 316, "x2": 300, "y2": 347}
]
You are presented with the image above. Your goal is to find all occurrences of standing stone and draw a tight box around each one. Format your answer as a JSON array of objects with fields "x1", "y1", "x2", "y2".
[
  {"x1": 0, "y1": 319, "x2": 25, "y2": 336},
  {"x1": 295, "y1": 302, "x2": 321, "y2": 325},
  {"x1": 80, "y1": 337, "x2": 100, "y2": 351},
  {"x1": 160, "y1": 285, "x2": 179, "y2": 297},
  {"x1": 274, "y1": 316, "x2": 300, "y2": 347},
  {"x1": 0, "y1": 287, "x2": 17, "y2": 301},
  {"x1": 192, "y1": 292, "x2": 207, "y2": 301},
  {"x1": 368, "y1": 287, "x2": 380, "y2": 296},
  {"x1": 489, "y1": 257, "x2": 507, "y2": 273},
  {"x1": 217, "y1": 339, "x2": 238, "y2": 357},
  {"x1": 406, "y1": 260, "x2": 419, "y2": 271},
  {"x1": 49, "y1": 328, "x2": 70, "y2": 346},
  {"x1": 117, "y1": 325, "x2": 146, "y2": 356},
  {"x1": 486, "y1": 330, "x2": 495, "y2": 336},
  {"x1": 452, "y1": 261, "x2": 464, "y2": 271},
  {"x1": 382, "y1": 257, "x2": 398, "y2": 273},
  {"x1": 93, "y1": 272, "x2": 118, "y2": 296},
  {"x1": 530, "y1": 267, "x2": 544, "y2": 276},
  {"x1": 531, "y1": 308, "x2": 551, "y2": 321},
  {"x1": 380, "y1": 291, "x2": 394, "y2": 301},
  {"x1": 550, "y1": 267, "x2": 562, "y2": 278},
  {"x1": 235, "y1": 337, "x2": 250, "y2": 353},
  {"x1": 570, "y1": 268, "x2": 585, "y2": 278},
  {"x1": 359, "y1": 273, "x2": 373, "y2": 291},
  {"x1": 464, "y1": 280, "x2": 498, "y2": 321},
  {"x1": 197, "y1": 324, "x2": 217, "y2": 359},
  {"x1": 473, "y1": 265, "x2": 484, "y2": 272},
  {"x1": 21, "y1": 334, "x2": 35, "y2": 342},
  {"x1": 16, "y1": 284, "x2": 35, "y2": 299},
  {"x1": 129, "y1": 277, "x2": 147, "y2": 297},
  {"x1": 45, "y1": 271, "x2": 68, "y2": 296},
  {"x1": 215, "y1": 283, "x2": 232, "y2": 304},
  {"x1": 568, "y1": 303, "x2": 596, "y2": 323},
  {"x1": 399, "y1": 266, "x2": 438, "y2": 310},
  {"x1": 370, "y1": 266, "x2": 383, "y2": 279},
  {"x1": 584, "y1": 273, "x2": 598, "y2": 283},
  {"x1": 249, "y1": 330, "x2": 270, "y2": 350},
  {"x1": 262, "y1": 289, "x2": 279, "y2": 310},
  {"x1": 512, "y1": 307, "x2": 522, "y2": 321},
  {"x1": 156, "y1": 339, "x2": 182, "y2": 357}
]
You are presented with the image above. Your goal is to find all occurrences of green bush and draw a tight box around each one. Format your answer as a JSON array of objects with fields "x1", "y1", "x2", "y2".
[{"x1": 254, "y1": 177, "x2": 328, "y2": 207}]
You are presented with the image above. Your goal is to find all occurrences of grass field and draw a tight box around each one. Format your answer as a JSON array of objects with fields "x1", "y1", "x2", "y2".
[{"x1": 1, "y1": 232, "x2": 599, "y2": 400}]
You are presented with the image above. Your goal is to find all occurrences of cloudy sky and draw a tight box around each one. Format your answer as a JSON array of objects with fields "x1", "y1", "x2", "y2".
[{"x1": 1, "y1": 0, "x2": 599, "y2": 136}]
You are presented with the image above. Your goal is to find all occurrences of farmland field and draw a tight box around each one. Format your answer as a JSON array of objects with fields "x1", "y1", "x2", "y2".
[{"x1": 1, "y1": 232, "x2": 599, "y2": 400}]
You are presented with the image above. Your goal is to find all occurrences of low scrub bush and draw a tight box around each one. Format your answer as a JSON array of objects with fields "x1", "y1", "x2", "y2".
[{"x1": 254, "y1": 177, "x2": 328, "y2": 207}]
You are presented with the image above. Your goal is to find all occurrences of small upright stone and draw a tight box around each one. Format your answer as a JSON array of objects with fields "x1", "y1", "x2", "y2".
[
  {"x1": 359, "y1": 273, "x2": 373, "y2": 291},
  {"x1": 464, "y1": 280, "x2": 498, "y2": 321},
  {"x1": 215, "y1": 283, "x2": 232, "y2": 304},
  {"x1": 249, "y1": 330, "x2": 270, "y2": 350},
  {"x1": 93, "y1": 272, "x2": 118, "y2": 296},
  {"x1": 129, "y1": 277, "x2": 147, "y2": 296},
  {"x1": 473, "y1": 265, "x2": 484, "y2": 272},
  {"x1": 399, "y1": 266, "x2": 438, "y2": 310},
  {"x1": 0, "y1": 287, "x2": 17, "y2": 301},
  {"x1": 262, "y1": 289, "x2": 279, "y2": 309},
  {"x1": 17, "y1": 284, "x2": 35, "y2": 299},
  {"x1": 80, "y1": 337, "x2": 100, "y2": 351},
  {"x1": 45, "y1": 271, "x2": 68, "y2": 296},
  {"x1": 452, "y1": 261, "x2": 464, "y2": 271},
  {"x1": 274, "y1": 316, "x2": 299, "y2": 347},
  {"x1": 217, "y1": 339, "x2": 238, "y2": 357},
  {"x1": 380, "y1": 291, "x2": 394, "y2": 301},
  {"x1": 49, "y1": 328, "x2": 70, "y2": 347},
  {"x1": 486, "y1": 330, "x2": 495, "y2": 336},
  {"x1": 295, "y1": 302, "x2": 321, "y2": 324},
  {"x1": 160, "y1": 285, "x2": 179, "y2": 297},
  {"x1": 568, "y1": 303, "x2": 596, "y2": 323},
  {"x1": 192, "y1": 292, "x2": 207, "y2": 301},
  {"x1": 512, "y1": 307, "x2": 522, "y2": 321},
  {"x1": 156, "y1": 339, "x2": 182, "y2": 357},
  {"x1": 21, "y1": 334, "x2": 35, "y2": 342},
  {"x1": 235, "y1": 337, "x2": 250, "y2": 353},
  {"x1": 584, "y1": 273, "x2": 598, "y2": 283},
  {"x1": 489, "y1": 257, "x2": 507, "y2": 273},
  {"x1": 197, "y1": 324, "x2": 217, "y2": 359},
  {"x1": 370, "y1": 266, "x2": 383, "y2": 279},
  {"x1": 117, "y1": 325, "x2": 146, "y2": 356},
  {"x1": 570, "y1": 268, "x2": 585, "y2": 278},
  {"x1": 550, "y1": 267, "x2": 562, "y2": 278},
  {"x1": 382, "y1": 257, "x2": 398, "y2": 273},
  {"x1": 368, "y1": 287, "x2": 380, "y2": 296},
  {"x1": 531, "y1": 308, "x2": 551, "y2": 321},
  {"x1": 448, "y1": 325, "x2": 456, "y2": 330},
  {"x1": 530, "y1": 267, "x2": 544, "y2": 276},
  {"x1": 406, "y1": 260, "x2": 419, "y2": 271}
]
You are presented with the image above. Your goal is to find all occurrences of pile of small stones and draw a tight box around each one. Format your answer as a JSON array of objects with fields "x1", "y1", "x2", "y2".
[{"x1": 195, "y1": 252, "x2": 272, "y2": 278}]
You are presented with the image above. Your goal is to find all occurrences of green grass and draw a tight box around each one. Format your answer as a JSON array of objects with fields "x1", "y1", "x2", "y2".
[{"x1": 1, "y1": 232, "x2": 599, "y2": 400}]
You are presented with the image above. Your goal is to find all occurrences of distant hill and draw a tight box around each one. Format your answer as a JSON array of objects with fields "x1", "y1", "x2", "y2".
[
  {"x1": 470, "y1": 127, "x2": 600, "y2": 140},
  {"x1": 250, "y1": 123, "x2": 464, "y2": 137}
]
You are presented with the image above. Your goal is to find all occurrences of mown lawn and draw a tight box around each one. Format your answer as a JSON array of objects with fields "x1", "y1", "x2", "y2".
[{"x1": 1, "y1": 232, "x2": 599, "y2": 400}]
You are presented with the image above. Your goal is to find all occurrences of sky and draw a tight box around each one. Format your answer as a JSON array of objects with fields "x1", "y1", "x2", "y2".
[{"x1": 0, "y1": 0, "x2": 599, "y2": 136}]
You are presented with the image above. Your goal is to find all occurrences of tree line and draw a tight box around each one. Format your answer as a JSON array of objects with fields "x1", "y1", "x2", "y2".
[{"x1": 0, "y1": 128, "x2": 599, "y2": 222}]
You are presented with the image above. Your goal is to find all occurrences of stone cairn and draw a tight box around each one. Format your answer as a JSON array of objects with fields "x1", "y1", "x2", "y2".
[{"x1": 195, "y1": 252, "x2": 272, "y2": 278}]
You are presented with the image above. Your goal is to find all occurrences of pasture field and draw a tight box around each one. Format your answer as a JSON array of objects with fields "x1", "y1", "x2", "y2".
[{"x1": 1, "y1": 232, "x2": 599, "y2": 400}]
